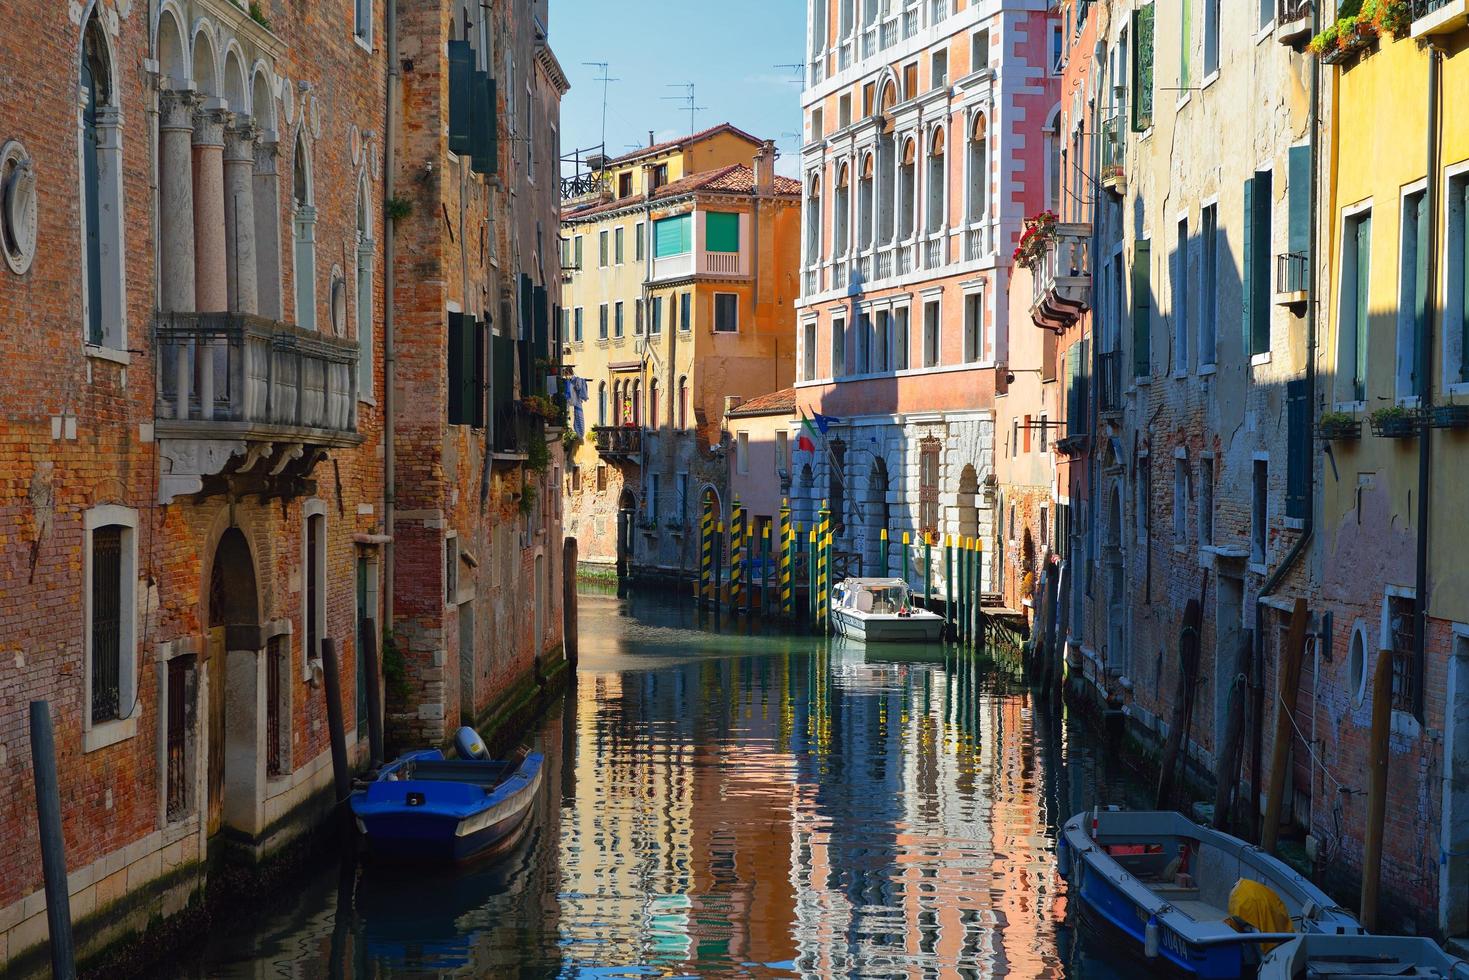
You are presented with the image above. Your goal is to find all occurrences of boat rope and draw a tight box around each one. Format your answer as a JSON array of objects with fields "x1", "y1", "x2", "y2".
[{"x1": 1274, "y1": 687, "x2": 1349, "y2": 798}]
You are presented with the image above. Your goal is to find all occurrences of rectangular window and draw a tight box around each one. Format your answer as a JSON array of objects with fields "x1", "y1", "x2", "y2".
[
  {"x1": 839, "y1": 93, "x2": 853, "y2": 129},
  {"x1": 1051, "y1": 23, "x2": 1064, "y2": 72},
  {"x1": 1251, "y1": 459, "x2": 1268, "y2": 564},
  {"x1": 164, "y1": 656, "x2": 193, "y2": 819},
  {"x1": 706, "y1": 212, "x2": 741, "y2": 253},
  {"x1": 598, "y1": 304, "x2": 609, "y2": 340},
  {"x1": 618, "y1": 171, "x2": 633, "y2": 198},
  {"x1": 932, "y1": 49, "x2": 949, "y2": 89},
  {"x1": 1341, "y1": 210, "x2": 1372, "y2": 401},
  {"x1": 903, "y1": 63, "x2": 918, "y2": 99},
  {"x1": 1244, "y1": 171, "x2": 1273, "y2": 357},
  {"x1": 635, "y1": 299, "x2": 644, "y2": 335},
  {"x1": 1174, "y1": 217, "x2": 1189, "y2": 372},
  {"x1": 972, "y1": 29, "x2": 989, "y2": 72},
  {"x1": 1132, "y1": 239, "x2": 1152, "y2": 377},
  {"x1": 923, "y1": 299, "x2": 940, "y2": 367},
  {"x1": 1039, "y1": 413, "x2": 1049, "y2": 453},
  {"x1": 810, "y1": 107, "x2": 824, "y2": 142},
  {"x1": 803, "y1": 320, "x2": 818, "y2": 379},
  {"x1": 306, "y1": 512, "x2": 326, "y2": 667},
  {"x1": 1388, "y1": 595, "x2": 1419, "y2": 716},
  {"x1": 714, "y1": 293, "x2": 739, "y2": 333},
  {"x1": 737, "y1": 431, "x2": 750, "y2": 474},
  {"x1": 636, "y1": 222, "x2": 645, "y2": 261},
  {"x1": 651, "y1": 296, "x2": 663, "y2": 335},
  {"x1": 90, "y1": 525, "x2": 125, "y2": 724},
  {"x1": 676, "y1": 473, "x2": 689, "y2": 524},
  {"x1": 1173, "y1": 456, "x2": 1188, "y2": 541},
  {"x1": 614, "y1": 226, "x2": 625, "y2": 264},
  {"x1": 919, "y1": 441, "x2": 940, "y2": 537},
  {"x1": 1399, "y1": 188, "x2": 1429, "y2": 398},
  {"x1": 1199, "y1": 456, "x2": 1214, "y2": 547},
  {"x1": 654, "y1": 214, "x2": 692, "y2": 257},
  {"x1": 597, "y1": 465, "x2": 608, "y2": 492},
  {"x1": 354, "y1": 0, "x2": 371, "y2": 43},
  {"x1": 265, "y1": 636, "x2": 287, "y2": 777},
  {"x1": 573, "y1": 307, "x2": 584, "y2": 342},
  {"x1": 614, "y1": 301, "x2": 624, "y2": 338},
  {"x1": 1131, "y1": 4, "x2": 1155, "y2": 132},
  {"x1": 599, "y1": 229, "x2": 609, "y2": 267},
  {"x1": 1203, "y1": 0, "x2": 1219, "y2": 76},
  {"x1": 680, "y1": 292, "x2": 692, "y2": 332},
  {"x1": 1179, "y1": 0, "x2": 1192, "y2": 90},
  {"x1": 1259, "y1": 0, "x2": 1273, "y2": 29},
  {"x1": 832, "y1": 316, "x2": 847, "y2": 377},
  {"x1": 1451, "y1": 176, "x2": 1469, "y2": 384},
  {"x1": 894, "y1": 306, "x2": 910, "y2": 371},
  {"x1": 1286, "y1": 378, "x2": 1308, "y2": 520},
  {"x1": 872, "y1": 310, "x2": 888, "y2": 373},
  {"x1": 1200, "y1": 204, "x2": 1218, "y2": 367},
  {"x1": 963, "y1": 292, "x2": 983, "y2": 363},
  {"x1": 776, "y1": 431, "x2": 789, "y2": 475},
  {"x1": 446, "y1": 312, "x2": 485, "y2": 426},
  {"x1": 574, "y1": 236, "x2": 584, "y2": 269},
  {"x1": 1287, "y1": 145, "x2": 1311, "y2": 289}
]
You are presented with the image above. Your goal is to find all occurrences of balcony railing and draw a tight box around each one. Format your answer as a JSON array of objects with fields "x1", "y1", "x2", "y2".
[
  {"x1": 855, "y1": 252, "x2": 872, "y2": 281},
  {"x1": 804, "y1": 267, "x2": 820, "y2": 295},
  {"x1": 897, "y1": 242, "x2": 915, "y2": 275},
  {"x1": 881, "y1": 18, "x2": 898, "y2": 48},
  {"x1": 903, "y1": 9, "x2": 918, "y2": 38},
  {"x1": 876, "y1": 246, "x2": 894, "y2": 279},
  {"x1": 923, "y1": 234, "x2": 945, "y2": 269},
  {"x1": 1410, "y1": 0, "x2": 1468, "y2": 36},
  {"x1": 1030, "y1": 223, "x2": 1093, "y2": 329},
  {"x1": 593, "y1": 425, "x2": 642, "y2": 460},
  {"x1": 701, "y1": 251, "x2": 742, "y2": 276},
  {"x1": 1276, "y1": 251, "x2": 1309, "y2": 304},
  {"x1": 964, "y1": 225, "x2": 986, "y2": 261},
  {"x1": 156, "y1": 312, "x2": 358, "y2": 437},
  {"x1": 1100, "y1": 116, "x2": 1125, "y2": 194},
  {"x1": 1277, "y1": 0, "x2": 1313, "y2": 43},
  {"x1": 1098, "y1": 350, "x2": 1123, "y2": 415}
]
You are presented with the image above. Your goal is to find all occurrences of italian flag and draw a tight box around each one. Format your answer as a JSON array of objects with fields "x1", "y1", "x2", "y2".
[{"x1": 797, "y1": 410, "x2": 819, "y2": 454}]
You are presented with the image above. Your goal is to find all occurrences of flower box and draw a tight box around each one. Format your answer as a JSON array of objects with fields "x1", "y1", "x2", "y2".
[
  {"x1": 1316, "y1": 415, "x2": 1362, "y2": 441},
  {"x1": 1431, "y1": 404, "x2": 1469, "y2": 430},
  {"x1": 1369, "y1": 407, "x2": 1422, "y2": 439}
]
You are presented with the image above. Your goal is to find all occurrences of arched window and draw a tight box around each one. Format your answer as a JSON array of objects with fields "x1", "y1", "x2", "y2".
[
  {"x1": 899, "y1": 138, "x2": 916, "y2": 241},
  {"x1": 649, "y1": 378, "x2": 660, "y2": 429},
  {"x1": 355, "y1": 174, "x2": 374, "y2": 397},
  {"x1": 806, "y1": 174, "x2": 822, "y2": 265},
  {"x1": 834, "y1": 162, "x2": 851, "y2": 256},
  {"x1": 81, "y1": 12, "x2": 124, "y2": 349},
  {"x1": 251, "y1": 69, "x2": 284, "y2": 320},
  {"x1": 292, "y1": 131, "x2": 317, "y2": 330},
  {"x1": 678, "y1": 376, "x2": 688, "y2": 429},
  {"x1": 857, "y1": 153, "x2": 874, "y2": 250},
  {"x1": 1045, "y1": 107, "x2": 1061, "y2": 212},
  {"x1": 632, "y1": 380, "x2": 642, "y2": 427},
  {"x1": 598, "y1": 381, "x2": 607, "y2": 426},
  {"x1": 967, "y1": 115, "x2": 988, "y2": 225},
  {"x1": 926, "y1": 127, "x2": 946, "y2": 233}
]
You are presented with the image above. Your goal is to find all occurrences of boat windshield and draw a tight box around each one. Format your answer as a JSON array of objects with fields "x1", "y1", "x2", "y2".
[{"x1": 869, "y1": 585, "x2": 908, "y2": 614}]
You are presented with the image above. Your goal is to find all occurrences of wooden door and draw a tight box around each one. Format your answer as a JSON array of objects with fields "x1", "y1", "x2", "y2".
[{"x1": 207, "y1": 626, "x2": 226, "y2": 837}]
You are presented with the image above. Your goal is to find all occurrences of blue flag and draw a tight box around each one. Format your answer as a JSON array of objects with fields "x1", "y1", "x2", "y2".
[{"x1": 812, "y1": 411, "x2": 840, "y2": 434}]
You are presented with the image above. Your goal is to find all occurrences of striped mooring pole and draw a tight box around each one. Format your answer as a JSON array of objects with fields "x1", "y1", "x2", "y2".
[
  {"x1": 823, "y1": 528, "x2": 834, "y2": 636},
  {"x1": 817, "y1": 501, "x2": 831, "y2": 629},
  {"x1": 959, "y1": 537, "x2": 971, "y2": 647},
  {"x1": 879, "y1": 528, "x2": 889, "y2": 578},
  {"x1": 780, "y1": 501, "x2": 794, "y2": 620},
  {"x1": 973, "y1": 537, "x2": 984, "y2": 646},
  {"x1": 806, "y1": 525, "x2": 816, "y2": 625},
  {"x1": 700, "y1": 496, "x2": 714, "y2": 605},
  {"x1": 758, "y1": 524, "x2": 771, "y2": 616},
  {"x1": 714, "y1": 522, "x2": 724, "y2": 609},
  {"x1": 730, "y1": 500, "x2": 745, "y2": 615}
]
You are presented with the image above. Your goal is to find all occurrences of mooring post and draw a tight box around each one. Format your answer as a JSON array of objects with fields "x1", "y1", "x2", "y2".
[
  {"x1": 817, "y1": 501, "x2": 831, "y2": 629},
  {"x1": 700, "y1": 498, "x2": 714, "y2": 606},
  {"x1": 1361, "y1": 649, "x2": 1394, "y2": 932},
  {"x1": 362, "y1": 618, "x2": 385, "y2": 768},
  {"x1": 729, "y1": 501, "x2": 744, "y2": 615},
  {"x1": 759, "y1": 524, "x2": 771, "y2": 617},
  {"x1": 958, "y1": 538, "x2": 969, "y2": 647},
  {"x1": 824, "y1": 531, "x2": 834, "y2": 636},
  {"x1": 973, "y1": 539, "x2": 985, "y2": 648},
  {"x1": 879, "y1": 528, "x2": 889, "y2": 578},
  {"x1": 29, "y1": 701, "x2": 76, "y2": 980},
  {"x1": 924, "y1": 532, "x2": 934, "y2": 611},
  {"x1": 945, "y1": 536, "x2": 955, "y2": 639},
  {"x1": 806, "y1": 526, "x2": 817, "y2": 626},
  {"x1": 562, "y1": 537, "x2": 579, "y2": 669},
  {"x1": 780, "y1": 501, "x2": 794, "y2": 620},
  {"x1": 901, "y1": 531, "x2": 911, "y2": 591},
  {"x1": 714, "y1": 521, "x2": 724, "y2": 609},
  {"x1": 321, "y1": 638, "x2": 352, "y2": 810}
]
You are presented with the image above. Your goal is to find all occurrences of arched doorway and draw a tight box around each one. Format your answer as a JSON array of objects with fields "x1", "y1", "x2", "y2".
[
  {"x1": 866, "y1": 458, "x2": 890, "y2": 574},
  {"x1": 207, "y1": 527, "x2": 261, "y2": 837},
  {"x1": 616, "y1": 488, "x2": 637, "y2": 577}
]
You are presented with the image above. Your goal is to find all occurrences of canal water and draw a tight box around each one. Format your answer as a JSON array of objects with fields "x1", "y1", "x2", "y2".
[{"x1": 169, "y1": 590, "x2": 1151, "y2": 978}]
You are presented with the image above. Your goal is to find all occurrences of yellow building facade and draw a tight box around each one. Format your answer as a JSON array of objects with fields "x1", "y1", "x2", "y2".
[
  {"x1": 561, "y1": 125, "x2": 801, "y2": 576},
  {"x1": 1317, "y1": 6, "x2": 1469, "y2": 937}
]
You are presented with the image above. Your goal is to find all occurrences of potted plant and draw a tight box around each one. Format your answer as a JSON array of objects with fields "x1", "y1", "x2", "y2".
[
  {"x1": 1316, "y1": 410, "x2": 1362, "y2": 441},
  {"x1": 1369, "y1": 404, "x2": 1421, "y2": 439},
  {"x1": 1431, "y1": 402, "x2": 1469, "y2": 430},
  {"x1": 1012, "y1": 211, "x2": 1058, "y2": 268}
]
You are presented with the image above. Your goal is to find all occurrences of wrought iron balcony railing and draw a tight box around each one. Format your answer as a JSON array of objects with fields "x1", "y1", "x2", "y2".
[
  {"x1": 1098, "y1": 350, "x2": 1123, "y2": 415},
  {"x1": 593, "y1": 425, "x2": 642, "y2": 460},
  {"x1": 1277, "y1": 251, "x2": 1310, "y2": 298}
]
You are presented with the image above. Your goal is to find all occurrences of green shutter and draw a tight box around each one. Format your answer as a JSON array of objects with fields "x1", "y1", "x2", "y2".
[
  {"x1": 706, "y1": 212, "x2": 740, "y2": 253},
  {"x1": 448, "y1": 312, "x2": 472, "y2": 425},
  {"x1": 533, "y1": 284, "x2": 549, "y2": 395},
  {"x1": 1242, "y1": 177, "x2": 1255, "y2": 356},
  {"x1": 448, "y1": 41, "x2": 473, "y2": 156},
  {"x1": 1286, "y1": 378, "x2": 1307, "y2": 520},
  {"x1": 1132, "y1": 4, "x2": 1155, "y2": 132},
  {"x1": 655, "y1": 215, "x2": 691, "y2": 258},
  {"x1": 472, "y1": 317, "x2": 486, "y2": 428},
  {"x1": 1133, "y1": 240, "x2": 1152, "y2": 378},
  {"x1": 1355, "y1": 214, "x2": 1372, "y2": 399},
  {"x1": 492, "y1": 333, "x2": 515, "y2": 443},
  {"x1": 471, "y1": 72, "x2": 497, "y2": 176},
  {"x1": 1180, "y1": 0, "x2": 1192, "y2": 91},
  {"x1": 518, "y1": 274, "x2": 533, "y2": 393},
  {"x1": 1250, "y1": 171, "x2": 1273, "y2": 357},
  {"x1": 1288, "y1": 144, "x2": 1310, "y2": 256},
  {"x1": 1415, "y1": 192, "x2": 1429, "y2": 396}
]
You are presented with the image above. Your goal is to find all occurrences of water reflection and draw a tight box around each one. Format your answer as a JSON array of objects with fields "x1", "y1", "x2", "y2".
[{"x1": 175, "y1": 590, "x2": 1145, "y2": 978}]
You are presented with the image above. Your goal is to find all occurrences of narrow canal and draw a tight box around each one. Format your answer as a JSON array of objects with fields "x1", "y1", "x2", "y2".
[{"x1": 169, "y1": 589, "x2": 1150, "y2": 978}]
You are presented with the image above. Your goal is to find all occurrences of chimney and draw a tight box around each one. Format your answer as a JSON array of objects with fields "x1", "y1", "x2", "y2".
[
  {"x1": 754, "y1": 139, "x2": 776, "y2": 194},
  {"x1": 648, "y1": 130, "x2": 655, "y2": 147}
]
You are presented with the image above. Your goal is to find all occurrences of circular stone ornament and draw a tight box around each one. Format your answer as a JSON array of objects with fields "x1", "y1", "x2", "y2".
[{"x1": 0, "y1": 141, "x2": 37, "y2": 275}]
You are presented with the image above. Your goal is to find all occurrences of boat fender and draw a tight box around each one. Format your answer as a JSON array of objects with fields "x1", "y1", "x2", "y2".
[
  {"x1": 1144, "y1": 917, "x2": 1160, "y2": 959},
  {"x1": 455, "y1": 726, "x2": 489, "y2": 760},
  {"x1": 1057, "y1": 837, "x2": 1071, "y2": 879}
]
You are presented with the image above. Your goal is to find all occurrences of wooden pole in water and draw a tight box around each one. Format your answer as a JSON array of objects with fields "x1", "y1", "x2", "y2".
[
  {"x1": 817, "y1": 502, "x2": 831, "y2": 629},
  {"x1": 700, "y1": 497, "x2": 714, "y2": 605},
  {"x1": 363, "y1": 617, "x2": 385, "y2": 767},
  {"x1": 945, "y1": 536, "x2": 955, "y2": 638},
  {"x1": 780, "y1": 501, "x2": 794, "y2": 620},
  {"x1": 1213, "y1": 636, "x2": 1253, "y2": 831},
  {"x1": 562, "y1": 538, "x2": 579, "y2": 670},
  {"x1": 28, "y1": 701, "x2": 76, "y2": 980},
  {"x1": 1360, "y1": 649, "x2": 1394, "y2": 932},
  {"x1": 807, "y1": 526, "x2": 817, "y2": 626},
  {"x1": 321, "y1": 638, "x2": 352, "y2": 810},
  {"x1": 824, "y1": 531, "x2": 834, "y2": 635},
  {"x1": 971, "y1": 539, "x2": 983, "y2": 648},
  {"x1": 730, "y1": 500, "x2": 744, "y2": 615},
  {"x1": 924, "y1": 532, "x2": 933, "y2": 611},
  {"x1": 714, "y1": 522, "x2": 724, "y2": 609},
  {"x1": 901, "y1": 531, "x2": 911, "y2": 589},
  {"x1": 880, "y1": 528, "x2": 889, "y2": 578},
  {"x1": 759, "y1": 525, "x2": 771, "y2": 617},
  {"x1": 1261, "y1": 597, "x2": 1309, "y2": 855},
  {"x1": 958, "y1": 537, "x2": 969, "y2": 647}
]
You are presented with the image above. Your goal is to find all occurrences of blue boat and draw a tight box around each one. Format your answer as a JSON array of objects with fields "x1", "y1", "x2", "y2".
[
  {"x1": 352, "y1": 728, "x2": 543, "y2": 862},
  {"x1": 1060, "y1": 810, "x2": 1363, "y2": 978}
]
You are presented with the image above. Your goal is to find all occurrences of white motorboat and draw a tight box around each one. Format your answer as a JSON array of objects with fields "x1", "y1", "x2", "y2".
[
  {"x1": 830, "y1": 578, "x2": 945, "y2": 643},
  {"x1": 1259, "y1": 934, "x2": 1469, "y2": 979}
]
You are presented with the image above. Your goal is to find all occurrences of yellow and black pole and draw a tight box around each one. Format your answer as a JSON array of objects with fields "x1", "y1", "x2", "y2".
[
  {"x1": 713, "y1": 521, "x2": 724, "y2": 609},
  {"x1": 879, "y1": 528, "x2": 890, "y2": 577},
  {"x1": 700, "y1": 496, "x2": 714, "y2": 605},
  {"x1": 945, "y1": 535, "x2": 955, "y2": 639},
  {"x1": 730, "y1": 499, "x2": 745, "y2": 615},
  {"x1": 901, "y1": 531, "x2": 911, "y2": 589},
  {"x1": 779, "y1": 500, "x2": 793, "y2": 620},
  {"x1": 817, "y1": 501, "x2": 831, "y2": 630},
  {"x1": 806, "y1": 525, "x2": 816, "y2": 625}
]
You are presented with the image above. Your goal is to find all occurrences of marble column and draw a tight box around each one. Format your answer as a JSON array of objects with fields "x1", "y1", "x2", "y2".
[
  {"x1": 192, "y1": 104, "x2": 231, "y2": 314},
  {"x1": 223, "y1": 123, "x2": 259, "y2": 314},
  {"x1": 253, "y1": 135, "x2": 283, "y2": 320},
  {"x1": 159, "y1": 90, "x2": 199, "y2": 314}
]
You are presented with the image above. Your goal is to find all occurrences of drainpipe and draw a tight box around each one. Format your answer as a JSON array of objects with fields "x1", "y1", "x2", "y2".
[
  {"x1": 1414, "y1": 44, "x2": 1443, "y2": 724},
  {"x1": 1249, "y1": 4, "x2": 1321, "y2": 841},
  {"x1": 383, "y1": 0, "x2": 400, "y2": 624}
]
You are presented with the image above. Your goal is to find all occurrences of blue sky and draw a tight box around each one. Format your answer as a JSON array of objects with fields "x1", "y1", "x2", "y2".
[{"x1": 551, "y1": 0, "x2": 806, "y2": 177}]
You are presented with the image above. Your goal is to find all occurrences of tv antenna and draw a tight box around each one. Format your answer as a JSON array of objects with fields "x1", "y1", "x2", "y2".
[
  {"x1": 774, "y1": 63, "x2": 806, "y2": 85},
  {"x1": 662, "y1": 82, "x2": 707, "y2": 135},
  {"x1": 582, "y1": 62, "x2": 620, "y2": 151}
]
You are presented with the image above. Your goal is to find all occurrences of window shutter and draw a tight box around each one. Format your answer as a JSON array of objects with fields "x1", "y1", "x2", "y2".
[
  {"x1": 1356, "y1": 214, "x2": 1372, "y2": 396},
  {"x1": 1415, "y1": 192, "x2": 1430, "y2": 394},
  {"x1": 471, "y1": 72, "x2": 497, "y2": 176},
  {"x1": 1131, "y1": 4, "x2": 1155, "y2": 133},
  {"x1": 705, "y1": 212, "x2": 740, "y2": 253},
  {"x1": 533, "y1": 284, "x2": 549, "y2": 395},
  {"x1": 1288, "y1": 144, "x2": 1310, "y2": 256},
  {"x1": 1180, "y1": 0, "x2": 1192, "y2": 90},
  {"x1": 447, "y1": 312, "x2": 466, "y2": 425},
  {"x1": 1132, "y1": 240, "x2": 1152, "y2": 378},
  {"x1": 1286, "y1": 378, "x2": 1307, "y2": 519},
  {"x1": 492, "y1": 333, "x2": 515, "y2": 428},
  {"x1": 1250, "y1": 171, "x2": 1273, "y2": 356},
  {"x1": 448, "y1": 41, "x2": 474, "y2": 156},
  {"x1": 1242, "y1": 176, "x2": 1255, "y2": 356},
  {"x1": 518, "y1": 274, "x2": 533, "y2": 394},
  {"x1": 655, "y1": 214, "x2": 691, "y2": 258},
  {"x1": 1080, "y1": 337, "x2": 1091, "y2": 434},
  {"x1": 472, "y1": 316, "x2": 486, "y2": 428}
]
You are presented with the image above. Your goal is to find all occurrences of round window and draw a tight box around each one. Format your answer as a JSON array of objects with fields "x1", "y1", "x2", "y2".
[
  {"x1": 1, "y1": 141, "x2": 37, "y2": 276},
  {"x1": 1349, "y1": 624, "x2": 1368, "y2": 706}
]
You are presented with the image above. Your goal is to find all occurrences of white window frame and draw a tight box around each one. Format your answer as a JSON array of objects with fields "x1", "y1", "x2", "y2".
[
  {"x1": 922, "y1": 291, "x2": 942, "y2": 368},
  {"x1": 354, "y1": 0, "x2": 373, "y2": 50},
  {"x1": 1337, "y1": 198, "x2": 1375, "y2": 408},
  {"x1": 303, "y1": 499, "x2": 328, "y2": 679},
  {"x1": 801, "y1": 317, "x2": 819, "y2": 380},
  {"x1": 1397, "y1": 179, "x2": 1430, "y2": 403},
  {"x1": 1443, "y1": 162, "x2": 1469, "y2": 394},
  {"x1": 78, "y1": 13, "x2": 130, "y2": 361},
  {"x1": 713, "y1": 292, "x2": 740, "y2": 333},
  {"x1": 962, "y1": 286, "x2": 985, "y2": 364},
  {"x1": 83, "y1": 505, "x2": 140, "y2": 752},
  {"x1": 737, "y1": 431, "x2": 750, "y2": 474},
  {"x1": 832, "y1": 314, "x2": 847, "y2": 377}
]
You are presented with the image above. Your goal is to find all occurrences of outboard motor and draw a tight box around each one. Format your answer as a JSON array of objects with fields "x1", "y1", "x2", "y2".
[{"x1": 454, "y1": 726, "x2": 489, "y2": 760}]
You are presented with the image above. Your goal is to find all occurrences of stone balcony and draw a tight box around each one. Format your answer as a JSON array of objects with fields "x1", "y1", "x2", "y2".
[
  {"x1": 1030, "y1": 223, "x2": 1092, "y2": 330},
  {"x1": 154, "y1": 312, "x2": 360, "y2": 502},
  {"x1": 593, "y1": 425, "x2": 642, "y2": 461}
]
